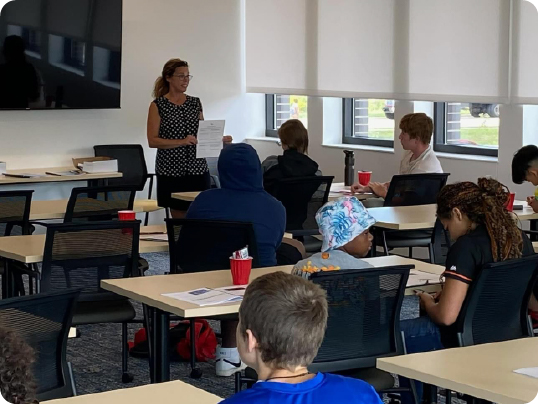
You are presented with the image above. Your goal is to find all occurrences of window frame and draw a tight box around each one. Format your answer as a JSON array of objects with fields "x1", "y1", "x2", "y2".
[
  {"x1": 265, "y1": 94, "x2": 278, "y2": 138},
  {"x1": 342, "y1": 98, "x2": 394, "y2": 148},
  {"x1": 433, "y1": 102, "x2": 498, "y2": 157}
]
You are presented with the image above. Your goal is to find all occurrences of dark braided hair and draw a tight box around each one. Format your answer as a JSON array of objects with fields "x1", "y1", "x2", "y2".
[
  {"x1": 436, "y1": 178, "x2": 523, "y2": 262},
  {"x1": 0, "y1": 328, "x2": 37, "y2": 404}
]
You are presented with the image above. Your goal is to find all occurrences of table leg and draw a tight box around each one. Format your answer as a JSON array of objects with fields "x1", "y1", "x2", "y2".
[
  {"x1": 150, "y1": 308, "x2": 170, "y2": 383},
  {"x1": 1, "y1": 258, "x2": 7, "y2": 299},
  {"x1": 189, "y1": 318, "x2": 202, "y2": 379}
]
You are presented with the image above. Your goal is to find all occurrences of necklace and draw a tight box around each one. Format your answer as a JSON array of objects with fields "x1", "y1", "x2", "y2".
[{"x1": 264, "y1": 372, "x2": 310, "y2": 382}]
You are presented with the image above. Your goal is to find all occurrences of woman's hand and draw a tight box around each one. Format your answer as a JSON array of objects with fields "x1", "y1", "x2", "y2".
[
  {"x1": 351, "y1": 183, "x2": 368, "y2": 194},
  {"x1": 527, "y1": 196, "x2": 538, "y2": 213},
  {"x1": 416, "y1": 290, "x2": 436, "y2": 311},
  {"x1": 369, "y1": 182, "x2": 388, "y2": 198},
  {"x1": 182, "y1": 135, "x2": 198, "y2": 146},
  {"x1": 223, "y1": 136, "x2": 233, "y2": 144}
]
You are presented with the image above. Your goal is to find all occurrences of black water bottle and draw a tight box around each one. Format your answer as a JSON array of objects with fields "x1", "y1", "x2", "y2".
[{"x1": 344, "y1": 150, "x2": 355, "y2": 186}]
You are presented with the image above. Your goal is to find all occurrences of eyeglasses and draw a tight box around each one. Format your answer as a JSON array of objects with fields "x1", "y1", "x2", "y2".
[{"x1": 172, "y1": 74, "x2": 193, "y2": 81}]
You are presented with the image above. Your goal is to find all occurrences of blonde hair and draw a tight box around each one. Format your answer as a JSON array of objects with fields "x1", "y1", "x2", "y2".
[
  {"x1": 152, "y1": 58, "x2": 189, "y2": 99},
  {"x1": 278, "y1": 119, "x2": 309, "y2": 154}
]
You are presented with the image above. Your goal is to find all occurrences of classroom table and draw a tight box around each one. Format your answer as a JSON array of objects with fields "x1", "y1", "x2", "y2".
[
  {"x1": 101, "y1": 255, "x2": 444, "y2": 383},
  {"x1": 29, "y1": 199, "x2": 162, "y2": 220},
  {"x1": 0, "y1": 166, "x2": 122, "y2": 185},
  {"x1": 170, "y1": 182, "x2": 377, "y2": 203},
  {"x1": 533, "y1": 241, "x2": 538, "y2": 253},
  {"x1": 377, "y1": 337, "x2": 538, "y2": 404},
  {"x1": 43, "y1": 380, "x2": 221, "y2": 404}
]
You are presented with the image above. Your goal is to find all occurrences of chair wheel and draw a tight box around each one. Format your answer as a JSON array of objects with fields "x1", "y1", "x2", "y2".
[
  {"x1": 122, "y1": 372, "x2": 134, "y2": 383},
  {"x1": 190, "y1": 368, "x2": 202, "y2": 379}
]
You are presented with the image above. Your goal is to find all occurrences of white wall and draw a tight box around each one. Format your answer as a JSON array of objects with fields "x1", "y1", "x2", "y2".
[{"x1": 0, "y1": 0, "x2": 265, "y2": 202}]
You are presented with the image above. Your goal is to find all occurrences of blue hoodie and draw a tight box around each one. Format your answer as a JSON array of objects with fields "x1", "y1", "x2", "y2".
[{"x1": 186, "y1": 144, "x2": 286, "y2": 267}]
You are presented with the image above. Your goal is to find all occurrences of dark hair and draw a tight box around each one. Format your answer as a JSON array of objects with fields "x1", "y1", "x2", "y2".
[
  {"x1": 436, "y1": 178, "x2": 523, "y2": 261},
  {"x1": 152, "y1": 58, "x2": 189, "y2": 98},
  {"x1": 239, "y1": 272, "x2": 328, "y2": 370},
  {"x1": 512, "y1": 145, "x2": 538, "y2": 184},
  {"x1": 0, "y1": 328, "x2": 37, "y2": 404},
  {"x1": 399, "y1": 113, "x2": 434, "y2": 144},
  {"x1": 278, "y1": 119, "x2": 309, "y2": 154}
]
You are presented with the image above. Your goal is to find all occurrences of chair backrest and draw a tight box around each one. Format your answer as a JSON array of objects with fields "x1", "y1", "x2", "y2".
[
  {"x1": 0, "y1": 190, "x2": 33, "y2": 236},
  {"x1": 384, "y1": 173, "x2": 450, "y2": 207},
  {"x1": 273, "y1": 176, "x2": 334, "y2": 233},
  {"x1": 166, "y1": 218, "x2": 259, "y2": 274},
  {"x1": 64, "y1": 186, "x2": 136, "y2": 223},
  {"x1": 456, "y1": 254, "x2": 538, "y2": 347},
  {"x1": 0, "y1": 290, "x2": 80, "y2": 401},
  {"x1": 431, "y1": 218, "x2": 452, "y2": 266},
  {"x1": 308, "y1": 265, "x2": 412, "y2": 373},
  {"x1": 93, "y1": 144, "x2": 149, "y2": 190},
  {"x1": 40, "y1": 221, "x2": 140, "y2": 302}
]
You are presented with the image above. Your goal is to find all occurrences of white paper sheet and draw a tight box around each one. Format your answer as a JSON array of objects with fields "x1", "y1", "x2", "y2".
[
  {"x1": 513, "y1": 367, "x2": 538, "y2": 378},
  {"x1": 196, "y1": 120, "x2": 226, "y2": 158},
  {"x1": 140, "y1": 233, "x2": 168, "y2": 242},
  {"x1": 162, "y1": 286, "x2": 244, "y2": 307},
  {"x1": 407, "y1": 270, "x2": 442, "y2": 288}
]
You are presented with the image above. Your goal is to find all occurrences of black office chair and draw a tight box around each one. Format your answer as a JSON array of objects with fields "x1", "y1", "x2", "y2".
[
  {"x1": 378, "y1": 173, "x2": 450, "y2": 260},
  {"x1": 39, "y1": 221, "x2": 142, "y2": 383},
  {"x1": 94, "y1": 144, "x2": 156, "y2": 225},
  {"x1": 166, "y1": 218, "x2": 259, "y2": 274},
  {"x1": 273, "y1": 176, "x2": 334, "y2": 252},
  {"x1": 0, "y1": 190, "x2": 37, "y2": 297},
  {"x1": 236, "y1": 266, "x2": 417, "y2": 403},
  {"x1": 0, "y1": 289, "x2": 80, "y2": 401},
  {"x1": 64, "y1": 186, "x2": 136, "y2": 223},
  {"x1": 430, "y1": 218, "x2": 452, "y2": 266}
]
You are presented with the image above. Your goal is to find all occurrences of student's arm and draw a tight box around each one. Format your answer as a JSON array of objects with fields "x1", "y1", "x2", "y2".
[
  {"x1": 369, "y1": 182, "x2": 390, "y2": 198},
  {"x1": 418, "y1": 278, "x2": 469, "y2": 326},
  {"x1": 147, "y1": 103, "x2": 196, "y2": 149},
  {"x1": 527, "y1": 196, "x2": 538, "y2": 213}
]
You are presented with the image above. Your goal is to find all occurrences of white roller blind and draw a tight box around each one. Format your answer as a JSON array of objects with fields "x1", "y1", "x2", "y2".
[
  {"x1": 1, "y1": 0, "x2": 42, "y2": 29},
  {"x1": 46, "y1": 0, "x2": 91, "y2": 40},
  {"x1": 246, "y1": 0, "x2": 307, "y2": 94},
  {"x1": 512, "y1": 0, "x2": 538, "y2": 104},
  {"x1": 92, "y1": 0, "x2": 122, "y2": 50},
  {"x1": 407, "y1": 0, "x2": 511, "y2": 103},
  {"x1": 317, "y1": 0, "x2": 395, "y2": 98}
]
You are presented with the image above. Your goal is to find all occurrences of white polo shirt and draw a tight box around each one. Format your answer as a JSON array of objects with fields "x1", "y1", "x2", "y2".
[{"x1": 399, "y1": 145, "x2": 443, "y2": 175}]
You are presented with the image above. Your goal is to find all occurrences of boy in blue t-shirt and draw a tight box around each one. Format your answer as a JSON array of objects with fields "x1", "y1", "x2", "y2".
[{"x1": 220, "y1": 272, "x2": 382, "y2": 404}]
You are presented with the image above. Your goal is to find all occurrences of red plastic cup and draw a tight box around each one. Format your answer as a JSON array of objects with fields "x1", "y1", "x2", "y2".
[
  {"x1": 505, "y1": 193, "x2": 516, "y2": 212},
  {"x1": 118, "y1": 210, "x2": 136, "y2": 234},
  {"x1": 230, "y1": 257, "x2": 253, "y2": 285},
  {"x1": 357, "y1": 171, "x2": 372, "y2": 186}
]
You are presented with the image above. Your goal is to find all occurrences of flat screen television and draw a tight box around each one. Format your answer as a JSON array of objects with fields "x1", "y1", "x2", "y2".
[{"x1": 0, "y1": 0, "x2": 122, "y2": 110}]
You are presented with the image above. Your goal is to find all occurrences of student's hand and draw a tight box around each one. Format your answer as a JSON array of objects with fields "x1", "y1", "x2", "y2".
[
  {"x1": 223, "y1": 136, "x2": 233, "y2": 144},
  {"x1": 415, "y1": 289, "x2": 435, "y2": 311},
  {"x1": 527, "y1": 196, "x2": 538, "y2": 213},
  {"x1": 351, "y1": 183, "x2": 367, "y2": 194},
  {"x1": 369, "y1": 182, "x2": 388, "y2": 198},
  {"x1": 182, "y1": 135, "x2": 198, "y2": 146}
]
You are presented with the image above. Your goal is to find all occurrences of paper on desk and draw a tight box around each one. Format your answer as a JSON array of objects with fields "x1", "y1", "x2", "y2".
[
  {"x1": 162, "y1": 286, "x2": 245, "y2": 307},
  {"x1": 513, "y1": 367, "x2": 538, "y2": 378},
  {"x1": 140, "y1": 233, "x2": 168, "y2": 242},
  {"x1": 196, "y1": 120, "x2": 225, "y2": 159},
  {"x1": 406, "y1": 270, "x2": 442, "y2": 288}
]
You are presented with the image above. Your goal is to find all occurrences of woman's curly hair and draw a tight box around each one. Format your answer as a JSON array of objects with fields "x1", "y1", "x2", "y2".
[
  {"x1": 436, "y1": 177, "x2": 523, "y2": 261},
  {"x1": 0, "y1": 328, "x2": 37, "y2": 404}
]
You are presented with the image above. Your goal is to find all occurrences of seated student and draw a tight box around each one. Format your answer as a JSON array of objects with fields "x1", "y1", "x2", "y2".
[
  {"x1": 0, "y1": 328, "x2": 37, "y2": 404},
  {"x1": 220, "y1": 272, "x2": 382, "y2": 404},
  {"x1": 512, "y1": 144, "x2": 538, "y2": 213},
  {"x1": 293, "y1": 196, "x2": 376, "y2": 276},
  {"x1": 261, "y1": 119, "x2": 321, "y2": 197},
  {"x1": 351, "y1": 113, "x2": 443, "y2": 199}
]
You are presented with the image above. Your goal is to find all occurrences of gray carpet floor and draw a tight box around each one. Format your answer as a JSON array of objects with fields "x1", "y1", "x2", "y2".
[{"x1": 65, "y1": 251, "x2": 421, "y2": 400}]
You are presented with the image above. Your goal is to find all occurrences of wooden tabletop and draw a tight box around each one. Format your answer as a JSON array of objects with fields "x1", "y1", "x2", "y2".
[
  {"x1": 30, "y1": 199, "x2": 162, "y2": 220},
  {"x1": 369, "y1": 202, "x2": 538, "y2": 230},
  {"x1": 534, "y1": 242, "x2": 538, "y2": 253},
  {"x1": 0, "y1": 166, "x2": 122, "y2": 185},
  {"x1": 377, "y1": 338, "x2": 538, "y2": 404},
  {"x1": 43, "y1": 380, "x2": 221, "y2": 404},
  {"x1": 101, "y1": 256, "x2": 443, "y2": 319}
]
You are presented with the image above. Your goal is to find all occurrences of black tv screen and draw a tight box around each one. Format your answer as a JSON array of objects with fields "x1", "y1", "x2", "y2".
[{"x1": 0, "y1": 0, "x2": 122, "y2": 109}]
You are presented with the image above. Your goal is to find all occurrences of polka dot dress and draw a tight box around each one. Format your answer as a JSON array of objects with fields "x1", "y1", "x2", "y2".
[{"x1": 154, "y1": 96, "x2": 209, "y2": 177}]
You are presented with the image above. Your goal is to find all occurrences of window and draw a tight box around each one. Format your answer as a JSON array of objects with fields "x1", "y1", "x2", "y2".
[
  {"x1": 343, "y1": 98, "x2": 394, "y2": 147},
  {"x1": 21, "y1": 28, "x2": 41, "y2": 55},
  {"x1": 266, "y1": 94, "x2": 308, "y2": 137},
  {"x1": 63, "y1": 38, "x2": 86, "y2": 69},
  {"x1": 434, "y1": 102, "x2": 499, "y2": 157}
]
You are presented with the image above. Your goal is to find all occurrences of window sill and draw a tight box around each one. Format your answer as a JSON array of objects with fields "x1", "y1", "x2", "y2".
[
  {"x1": 322, "y1": 143, "x2": 395, "y2": 154},
  {"x1": 245, "y1": 137, "x2": 280, "y2": 144},
  {"x1": 435, "y1": 151, "x2": 498, "y2": 163}
]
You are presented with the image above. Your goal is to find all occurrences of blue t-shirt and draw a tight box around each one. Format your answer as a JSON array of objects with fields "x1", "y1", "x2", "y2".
[{"x1": 219, "y1": 372, "x2": 382, "y2": 404}]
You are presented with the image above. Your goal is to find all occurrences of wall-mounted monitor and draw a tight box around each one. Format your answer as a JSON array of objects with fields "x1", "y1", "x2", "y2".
[{"x1": 0, "y1": 0, "x2": 122, "y2": 110}]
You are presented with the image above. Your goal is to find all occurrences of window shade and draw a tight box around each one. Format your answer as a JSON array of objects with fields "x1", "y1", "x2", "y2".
[
  {"x1": 46, "y1": 0, "x2": 90, "y2": 40},
  {"x1": 92, "y1": 0, "x2": 122, "y2": 50},
  {"x1": 2, "y1": 0, "x2": 42, "y2": 29}
]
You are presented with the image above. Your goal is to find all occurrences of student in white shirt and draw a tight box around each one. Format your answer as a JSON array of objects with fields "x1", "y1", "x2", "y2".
[{"x1": 351, "y1": 113, "x2": 443, "y2": 199}]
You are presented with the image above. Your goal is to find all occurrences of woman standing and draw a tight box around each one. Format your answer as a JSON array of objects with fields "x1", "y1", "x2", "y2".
[{"x1": 147, "y1": 58, "x2": 230, "y2": 217}]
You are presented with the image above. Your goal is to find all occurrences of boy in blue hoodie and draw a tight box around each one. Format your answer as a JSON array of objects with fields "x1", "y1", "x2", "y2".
[{"x1": 186, "y1": 143, "x2": 287, "y2": 376}]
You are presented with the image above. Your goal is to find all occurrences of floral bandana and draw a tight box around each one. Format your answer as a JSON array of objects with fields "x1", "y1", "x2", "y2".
[{"x1": 316, "y1": 196, "x2": 376, "y2": 252}]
